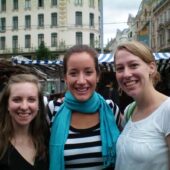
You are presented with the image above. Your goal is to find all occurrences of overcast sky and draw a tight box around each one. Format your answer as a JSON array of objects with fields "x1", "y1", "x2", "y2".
[{"x1": 103, "y1": 0, "x2": 142, "y2": 46}]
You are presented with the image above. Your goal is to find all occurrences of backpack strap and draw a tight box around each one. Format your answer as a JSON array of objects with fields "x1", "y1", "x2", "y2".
[{"x1": 125, "y1": 102, "x2": 136, "y2": 122}]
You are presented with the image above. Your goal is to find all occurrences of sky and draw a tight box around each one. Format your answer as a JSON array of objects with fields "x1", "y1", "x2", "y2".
[{"x1": 103, "y1": 0, "x2": 143, "y2": 46}]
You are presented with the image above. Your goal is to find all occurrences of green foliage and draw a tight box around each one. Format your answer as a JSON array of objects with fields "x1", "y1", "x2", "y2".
[{"x1": 35, "y1": 42, "x2": 51, "y2": 60}]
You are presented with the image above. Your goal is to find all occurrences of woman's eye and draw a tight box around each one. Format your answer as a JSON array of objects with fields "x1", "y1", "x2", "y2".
[
  {"x1": 12, "y1": 98, "x2": 21, "y2": 103},
  {"x1": 69, "y1": 72, "x2": 77, "y2": 76},
  {"x1": 115, "y1": 67, "x2": 123, "y2": 72},
  {"x1": 130, "y1": 63, "x2": 138, "y2": 68},
  {"x1": 86, "y1": 71, "x2": 93, "y2": 75},
  {"x1": 28, "y1": 98, "x2": 37, "y2": 103}
]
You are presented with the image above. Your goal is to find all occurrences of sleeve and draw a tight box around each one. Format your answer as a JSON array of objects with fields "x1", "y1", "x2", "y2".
[
  {"x1": 46, "y1": 100, "x2": 54, "y2": 125},
  {"x1": 106, "y1": 99, "x2": 122, "y2": 130},
  {"x1": 121, "y1": 105, "x2": 129, "y2": 128},
  {"x1": 162, "y1": 102, "x2": 170, "y2": 136},
  {"x1": 48, "y1": 98, "x2": 63, "y2": 127}
]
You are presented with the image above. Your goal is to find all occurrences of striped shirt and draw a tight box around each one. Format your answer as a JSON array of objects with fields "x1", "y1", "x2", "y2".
[
  {"x1": 64, "y1": 124, "x2": 103, "y2": 169},
  {"x1": 47, "y1": 98, "x2": 120, "y2": 169}
]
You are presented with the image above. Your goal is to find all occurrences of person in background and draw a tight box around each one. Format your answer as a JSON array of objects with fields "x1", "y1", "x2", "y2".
[
  {"x1": 97, "y1": 72, "x2": 120, "y2": 107},
  {"x1": 114, "y1": 41, "x2": 170, "y2": 170},
  {"x1": 49, "y1": 44, "x2": 120, "y2": 170},
  {"x1": 0, "y1": 74, "x2": 49, "y2": 170}
]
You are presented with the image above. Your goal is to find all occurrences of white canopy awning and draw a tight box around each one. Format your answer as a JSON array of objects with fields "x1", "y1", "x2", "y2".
[{"x1": 97, "y1": 52, "x2": 170, "y2": 63}]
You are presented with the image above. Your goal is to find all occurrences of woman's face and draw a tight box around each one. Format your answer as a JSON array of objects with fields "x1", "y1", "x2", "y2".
[
  {"x1": 64, "y1": 52, "x2": 99, "y2": 101},
  {"x1": 115, "y1": 49, "x2": 155, "y2": 98},
  {"x1": 8, "y1": 82, "x2": 39, "y2": 128}
]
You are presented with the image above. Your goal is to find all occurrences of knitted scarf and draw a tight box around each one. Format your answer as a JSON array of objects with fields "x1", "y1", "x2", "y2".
[{"x1": 49, "y1": 91, "x2": 120, "y2": 170}]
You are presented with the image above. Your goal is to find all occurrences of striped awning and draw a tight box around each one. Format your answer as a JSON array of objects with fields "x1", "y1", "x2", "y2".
[
  {"x1": 153, "y1": 52, "x2": 170, "y2": 60},
  {"x1": 97, "y1": 52, "x2": 170, "y2": 63},
  {"x1": 98, "y1": 53, "x2": 114, "y2": 63},
  {"x1": 12, "y1": 53, "x2": 170, "y2": 65},
  {"x1": 12, "y1": 56, "x2": 63, "y2": 65},
  {"x1": 11, "y1": 53, "x2": 170, "y2": 73}
]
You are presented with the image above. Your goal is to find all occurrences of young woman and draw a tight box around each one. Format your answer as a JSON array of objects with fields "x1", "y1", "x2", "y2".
[
  {"x1": 50, "y1": 45, "x2": 120, "y2": 170},
  {"x1": 114, "y1": 41, "x2": 170, "y2": 170},
  {"x1": 0, "y1": 74, "x2": 49, "y2": 170}
]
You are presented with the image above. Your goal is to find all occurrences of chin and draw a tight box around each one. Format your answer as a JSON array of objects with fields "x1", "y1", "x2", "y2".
[
  {"x1": 75, "y1": 94, "x2": 90, "y2": 102},
  {"x1": 128, "y1": 91, "x2": 139, "y2": 99}
]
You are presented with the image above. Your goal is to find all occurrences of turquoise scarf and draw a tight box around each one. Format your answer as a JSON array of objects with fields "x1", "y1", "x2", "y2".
[{"x1": 49, "y1": 91, "x2": 120, "y2": 170}]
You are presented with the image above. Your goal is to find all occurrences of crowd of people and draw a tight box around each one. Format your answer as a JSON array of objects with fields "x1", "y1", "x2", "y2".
[{"x1": 0, "y1": 41, "x2": 169, "y2": 170}]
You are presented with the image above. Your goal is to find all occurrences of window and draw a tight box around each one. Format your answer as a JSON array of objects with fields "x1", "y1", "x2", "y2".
[
  {"x1": 168, "y1": 9, "x2": 170, "y2": 21},
  {"x1": 38, "y1": 34, "x2": 44, "y2": 46},
  {"x1": 12, "y1": 36, "x2": 18, "y2": 49},
  {"x1": 75, "y1": 11, "x2": 82, "y2": 26},
  {"x1": 90, "y1": 33, "x2": 94, "y2": 47},
  {"x1": 75, "y1": 0, "x2": 83, "y2": 6},
  {"x1": 76, "y1": 32, "x2": 82, "y2": 45},
  {"x1": 51, "y1": 0, "x2": 57, "y2": 6},
  {"x1": 159, "y1": 29, "x2": 165, "y2": 47},
  {"x1": 89, "y1": 0, "x2": 94, "y2": 8},
  {"x1": 98, "y1": 0, "x2": 100, "y2": 10},
  {"x1": 25, "y1": 35, "x2": 31, "y2": 48},
  {"x1": 13, "y1": 16, "x2": 18, "y2": 30},
  {"x1": 38, "y1": 14, "x2": 44, "y2": 27},
  {"x1": 51, "y1": 13, "x2": 57, "y2": 27},
  {"x1": 51, "y1": 33, "x2": 57, "y2": 47},
  {"x1": 1, "y1": 0, "x2": 6, "y2": 11},
  {"x1": 0, "y1": 18, "x2": 6, "y2": 32},
  {"x1": 38, "y1": 0, "x2": 44, "y2": 7},
  {"x1": 13, "y1": 0, "x2": 18, "y2": 10},
  {"x1": 0, "y1": 37, "x2": 5, "y2": 50},
  {"x1": 25, "y1": 15, "x2": 31, "y2": 29},
  {"x1": 89, "y1": 13, "x2": 94, "y2": 27},
  {"x1": 25, "y1": 0, "x2": 31, "y2": 9}
]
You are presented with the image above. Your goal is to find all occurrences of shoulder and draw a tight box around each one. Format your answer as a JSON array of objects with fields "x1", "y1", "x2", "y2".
[
  {"x1": 106, "y1": 99, "x2": 122, "y2": 129},
  {"x1": 158, "y1": 97, "x2": 170, "y2": 118},
  {"x1": 106, "y1": 99, "x2": 119, "y2": 113},
  {"x1": 157, "y1": 97, "x2": 170, "y2": 114}
]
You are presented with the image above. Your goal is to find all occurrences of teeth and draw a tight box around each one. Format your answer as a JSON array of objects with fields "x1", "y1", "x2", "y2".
[
  {"x1": 77, "y1": 88, "x2": 88, "y2": 92},
  {"x1": 18, "y1": 113, "x2": 30, "y2": 117},
  {"x1": 125, "y1": 81, "x2": 136, "y2": 87}
]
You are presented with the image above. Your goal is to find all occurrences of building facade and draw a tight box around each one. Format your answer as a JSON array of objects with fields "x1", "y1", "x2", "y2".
[
  {"x1": 152, "y1": 0, "x2": 170, "y2": 52},
  {"x1": 0, "y1": 0, "x2": 101, "y2": 59},
  {"x1": 135, "y1": 0, "x2": 170, "y2": 52}
]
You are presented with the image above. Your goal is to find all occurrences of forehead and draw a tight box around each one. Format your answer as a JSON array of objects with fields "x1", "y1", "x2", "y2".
[
  {"x1": 9, "y1": 82, "x2": 38, "y2": 96},
  {"x1": 115, "y1": 49, "x2": 142, "y2": 64},
  {"x1": 67, "y1": 52, "x2": 95, "y2": 67}
]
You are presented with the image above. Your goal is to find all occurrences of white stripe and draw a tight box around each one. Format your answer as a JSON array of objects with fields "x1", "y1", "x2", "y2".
[
  {"x1": 66, "y1": 135, "x2": 100, "y2": 144},
  {"x1": 64, "y1": 146, "x2": 101, "y2": 156}
]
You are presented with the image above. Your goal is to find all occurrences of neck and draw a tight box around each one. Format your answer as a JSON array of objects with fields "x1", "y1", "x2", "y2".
[
  {"x1": 11, "y1": 123, "x2": 31, "y2": 142},
  {"x1": 135, "y1": 88, "x2": 167, "y2": 110}
]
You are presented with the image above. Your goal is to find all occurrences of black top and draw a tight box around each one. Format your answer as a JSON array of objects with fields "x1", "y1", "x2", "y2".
[{"x1": 0, "y1": 144, "x2": 49, "y2": 170}]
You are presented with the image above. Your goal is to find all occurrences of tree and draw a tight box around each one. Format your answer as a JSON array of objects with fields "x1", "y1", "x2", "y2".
[{"x1": 35, "y1": 42, "x2": 51, "y2": 60}]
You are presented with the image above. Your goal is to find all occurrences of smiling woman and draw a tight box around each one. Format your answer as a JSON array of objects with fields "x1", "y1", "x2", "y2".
[
  {"x1": 114, "y1": 41, "x2": 170, "y2": 170},
  {"x1": 49, "y1": 44, "x2": 121, "y2": 170},
  {"x1": 0, "y1": 74, "x2": 49, "y2": 170}
]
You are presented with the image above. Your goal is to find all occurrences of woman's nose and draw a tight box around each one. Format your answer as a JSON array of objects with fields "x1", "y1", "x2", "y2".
[
  {"x1": 123, "y1": 67, "x2": 132, "y2": 77},
  {"x1": 77, "y1": 73, "x2": 86, "y2": 84},
  {"x1": 20, "y1": 100, "x2": 29, "y2": 110}
]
